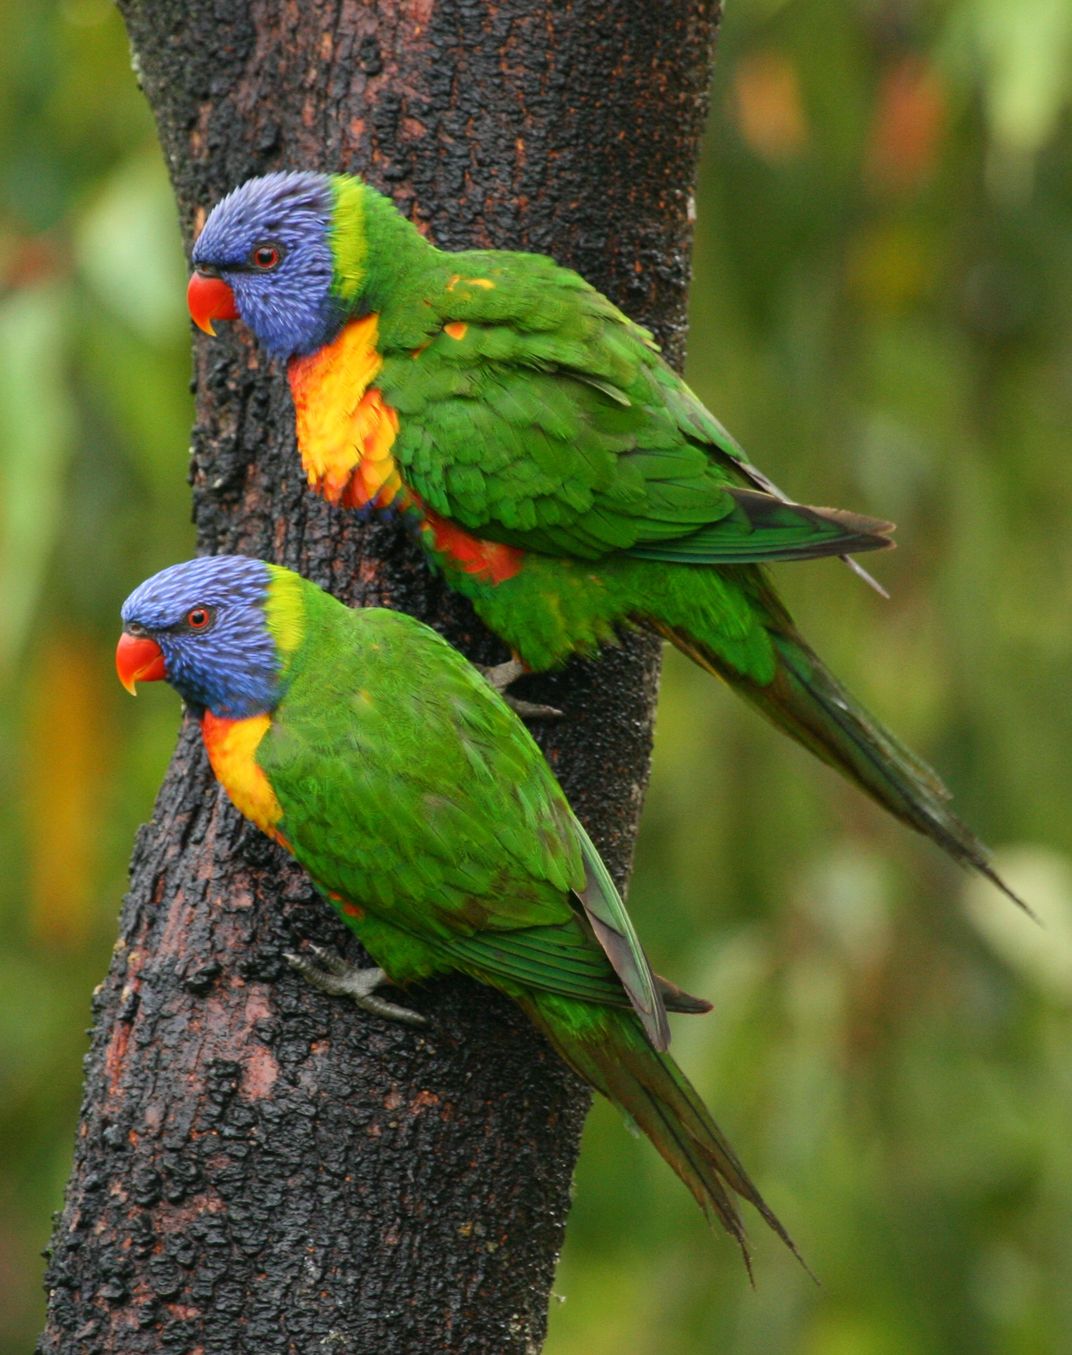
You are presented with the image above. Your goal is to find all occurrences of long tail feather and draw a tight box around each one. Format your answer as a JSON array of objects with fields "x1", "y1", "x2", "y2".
[
  {"x1": 526, "y1": 996, "x2": 803, "y2": 1273},
  {"x1": 661, "y1": 619, "x2": 1031, "y2": 915}
]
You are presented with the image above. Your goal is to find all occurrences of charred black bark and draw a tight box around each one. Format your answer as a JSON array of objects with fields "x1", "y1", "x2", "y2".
[{"x1": 40, "y1": 3, "x2": 721, "y2": 1350}]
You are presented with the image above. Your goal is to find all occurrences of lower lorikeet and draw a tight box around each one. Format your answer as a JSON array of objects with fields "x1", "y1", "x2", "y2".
[
  {"x1": 116, "y1": 554, "x2": 798, "y2": 1267},
  {"x1": 185, "y1": 172, "x2": 1024, "y2": 909}
]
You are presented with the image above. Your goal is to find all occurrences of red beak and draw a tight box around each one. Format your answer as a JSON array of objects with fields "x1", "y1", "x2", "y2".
[
  {"x1": 116, "y1": 632, "x2": 167, "y2": 695},
  {"x1": 187, "y1": 270, "x2": 239, "y2": 335}
]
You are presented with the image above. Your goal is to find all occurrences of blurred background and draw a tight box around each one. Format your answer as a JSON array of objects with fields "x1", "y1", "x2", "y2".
[{"x1": 2, "y1": 1, "x2": 1071, "y2": 1351}]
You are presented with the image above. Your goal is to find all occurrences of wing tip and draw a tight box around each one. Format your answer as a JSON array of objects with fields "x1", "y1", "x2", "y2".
[
  {"x1": 656, "y1": 971, "x2": 714, "y2": 1015},
  {"x1": 727, "y1": 487, "x2": 897, "y2": 562}
]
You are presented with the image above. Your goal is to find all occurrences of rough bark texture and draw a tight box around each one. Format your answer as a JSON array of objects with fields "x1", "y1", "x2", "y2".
[{"x1": 41, "y1": 3, "x2": 720, "y2": 1351}]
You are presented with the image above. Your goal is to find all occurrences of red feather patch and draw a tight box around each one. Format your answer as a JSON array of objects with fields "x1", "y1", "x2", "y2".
[{"x1": 418, "y1": 504, "x2": 524, "y2": 584}]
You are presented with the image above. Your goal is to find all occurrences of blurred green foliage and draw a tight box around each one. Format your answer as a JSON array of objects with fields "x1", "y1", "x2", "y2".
[{"x1": 1, "y1": 2, "x2": 1070, "y2": 1352}]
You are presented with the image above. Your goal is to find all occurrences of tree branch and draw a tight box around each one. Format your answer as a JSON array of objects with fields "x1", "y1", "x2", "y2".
[{"x1": 40, "y1": 2, "x2": 720, "y2": 1350}]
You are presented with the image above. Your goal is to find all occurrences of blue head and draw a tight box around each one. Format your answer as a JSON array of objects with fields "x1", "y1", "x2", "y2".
[
  {"x1": 189, "y1": 171, "x2": 344, "y2": 360},
  {"x1": 118, "y1": 556, "x2": 286, "y2": 718}
]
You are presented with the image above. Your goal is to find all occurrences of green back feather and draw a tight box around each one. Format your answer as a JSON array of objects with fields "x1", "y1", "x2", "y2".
[{"x1": 254, "y1": 576, "x2": 673, "y2": 1046}]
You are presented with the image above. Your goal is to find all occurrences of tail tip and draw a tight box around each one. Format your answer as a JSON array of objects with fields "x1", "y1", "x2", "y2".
[{"x1": 989, "y1": 868, "x2": 1040, "y2": 925}]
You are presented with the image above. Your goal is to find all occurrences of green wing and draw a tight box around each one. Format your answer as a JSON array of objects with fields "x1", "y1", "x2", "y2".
[
  {"x1": 258, "y1": 594, "x2": 670, "y2": 1046},
  {"x1": 379, "y1": 253, "x2": 892, "y2": 564}
]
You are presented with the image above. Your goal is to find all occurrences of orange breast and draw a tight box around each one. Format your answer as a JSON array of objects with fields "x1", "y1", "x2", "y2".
[
  {"x1": 201, "y1": 711, "x2": 288, "y2": 848},
  {"x1": 287, "y1": 314, "x2": 406, "y2": 510}
]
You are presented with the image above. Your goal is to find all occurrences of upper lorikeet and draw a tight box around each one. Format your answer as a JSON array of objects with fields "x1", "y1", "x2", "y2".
[
  {"x1": 116, "y1": 554, "x2": 799, "y2": 1268},
  {"x1": 186, "y1": 171, "x2": 1023, "y2": 909}
]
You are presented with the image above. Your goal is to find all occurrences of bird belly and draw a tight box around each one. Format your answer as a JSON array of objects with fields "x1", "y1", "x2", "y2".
[
  {"x1": 423, "y1": 544, "x2": 629, "y2": 670},
  {"x1": 413, "y1": 501, "x2": 525, "y2": 585},
  {"x1": 418, "y1": 549, "x2": 776, "y2": 680}
]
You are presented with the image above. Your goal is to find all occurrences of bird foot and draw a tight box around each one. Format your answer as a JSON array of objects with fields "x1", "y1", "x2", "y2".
[
  {"x1": 479, "y1": 656, "x2": 526, "y2": 692},
  {"x1": 477, "y1": 657, "x2": 562, "y2": 719},
  {"x1": 284, "y1": 944, "x2": 427, "y2": 1027}
]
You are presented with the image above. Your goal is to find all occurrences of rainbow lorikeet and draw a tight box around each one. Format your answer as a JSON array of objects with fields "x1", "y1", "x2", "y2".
[
  {"x1": 116, "y1": 554, "x2": 799, "y2": 1267},
  {"x1": 186, "y1": 172, "x2": 1022, "y2": 908}
]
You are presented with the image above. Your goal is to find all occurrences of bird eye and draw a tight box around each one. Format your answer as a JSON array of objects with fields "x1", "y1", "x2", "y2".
[
  {"x1": 186, "y1": 607, "x2": 214, "y2": 630},
  {"x1": 249, "y1": 242, "x2": 283, "y2": 270}
]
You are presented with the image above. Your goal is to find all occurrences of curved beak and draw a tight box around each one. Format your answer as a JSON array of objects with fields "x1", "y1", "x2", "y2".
[
  {"x1": 187, "y1": 270, "x2": 239, "y2": 336},
  {"x1": 116, "y1": 632, "x2": 167, "y2": 695}
]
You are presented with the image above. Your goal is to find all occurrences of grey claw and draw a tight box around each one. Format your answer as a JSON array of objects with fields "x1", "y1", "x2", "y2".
[
  {"x1": 476, "y1": 658, "x2": 562, "y2": 719},
  {"x1": 478, "y1": 657, "x2": 526, "y2": 694},
  {"x1": 284, "y1": 947, "x2": 428, "y2": 1027},
  {"x1": 503, "y1": 696, "x2": 563, "y2": 720}
]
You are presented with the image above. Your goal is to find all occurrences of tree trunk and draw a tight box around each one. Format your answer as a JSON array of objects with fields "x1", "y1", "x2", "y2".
[{"x1": 40, "y1": 3, "x2": 720, "y2": 1350}]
